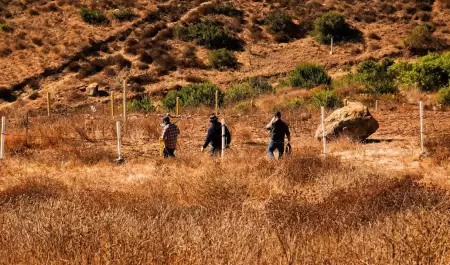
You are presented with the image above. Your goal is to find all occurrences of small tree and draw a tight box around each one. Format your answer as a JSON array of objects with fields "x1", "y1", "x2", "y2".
[
  {"x1": 404, "y1": 24, "x2": 439, "y2": 55},
  {"x1": 208, "y1": 49, "x2": 237, "y2": 70},
  {"x1": 290, "y1": 63, "x2": 332, "y2": 89},
  {"x1": 313, "y1": 12, "x2": 351, "y2": 44}
]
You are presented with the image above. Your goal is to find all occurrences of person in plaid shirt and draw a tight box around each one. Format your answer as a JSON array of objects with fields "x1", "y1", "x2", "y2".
[{"x1": 161, "y1": 115, "x2": 180, "y2": 158}]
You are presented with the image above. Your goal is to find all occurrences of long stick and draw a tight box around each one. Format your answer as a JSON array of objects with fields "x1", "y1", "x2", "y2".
[
  {"x1": 221, "y1": 118, "x2": 226, "y2": 159},
  {"x1": 123, "y1": 80, "x2": 127, "y2": 132},
  {"x1": 321, "y1": 106, "x2": 327, "y2": 159},
  {"x1": 176, "y1": 97, "x2": 180, "y2": 116},
  {"x1": 116, "y1": 121, "x2": 122, "y2": 161},
  {"x1": 420, "y1": 101, "x2": 424, "y2": 152},
  {"x1": 0, "y1": 116, "x2": 5, "y2": 160},
  {"x1": 47, "y1": 91, "x2": 51, "y2": 116}
]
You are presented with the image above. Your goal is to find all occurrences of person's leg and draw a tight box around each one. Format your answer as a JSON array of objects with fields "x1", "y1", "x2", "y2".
[
  {"x1": 163, "y1": 148, "x2": 169, "y2": 158},
  {"x1": 268, "y1": 141, "x2": 275, "y2": 160},
  {"x1": 276, "y1": 142, "x2": 285, "y2": 160},
  {"x1": 167, "y1": 148, "x2": 175, "y2": 158},
  {"x1": 210, "y1": 146, "x2": 220, "y2": 157}
]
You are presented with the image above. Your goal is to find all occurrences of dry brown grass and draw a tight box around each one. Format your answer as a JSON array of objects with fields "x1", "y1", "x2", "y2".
[{"x1": 1, "y1": 144, "x2": 450, "y2": 264}]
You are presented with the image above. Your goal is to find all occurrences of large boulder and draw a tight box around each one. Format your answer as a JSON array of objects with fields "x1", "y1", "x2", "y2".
[
  {"x1": 86, "y1": 83, "x2": 99, "y2": 97},
  {"x1": 315, "y1": 102, "x2": 379, "y2": 141}
]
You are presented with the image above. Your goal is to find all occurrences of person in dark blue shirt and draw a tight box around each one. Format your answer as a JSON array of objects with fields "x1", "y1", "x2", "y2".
[
  {"x1": 266, "y1": 111, "x2": 291, "y2": 160},
  {"x1": 201, "y1": 115, "x2": 231, "y2": 156}
]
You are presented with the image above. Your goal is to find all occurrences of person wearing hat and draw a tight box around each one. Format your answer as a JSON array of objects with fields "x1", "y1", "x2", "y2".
[
  {"x1": 201, "y1": 115, "x2": 231, "y2": 156},
  {"x1": 160, "y1": 115, "x2": 180, "y2": 158},
  {"x1": 266, "y1": 111, "x2": 291, "y2": 160}
]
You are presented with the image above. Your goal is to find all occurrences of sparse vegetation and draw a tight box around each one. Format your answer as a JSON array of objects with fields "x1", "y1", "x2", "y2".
[
  {"x1": 208, "y1": 48, "x2": 237, "y2": 70},
  {"x1": 163, "y1": 82, "x2": 222, "y2": 110},
  {"x1": 289, "y1": 63, "x2": 332, "y2": 89},
  {"x1": 224, "y1": 82, "x2": 255, "y2": 104},
  {"x1": 80, "y1": 8, "x2": 108, "y2": 25}
]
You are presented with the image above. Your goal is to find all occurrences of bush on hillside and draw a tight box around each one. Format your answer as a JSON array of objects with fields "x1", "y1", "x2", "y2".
[
  {"x1": 313, "y1": 12, "x2": 352, "y2": 44},
  {"x1": 112, "y1": 8, "x2": 135, "y2": 21},
  {"x1": 285, "y1": 98, "x2": 305, "y2": 109},
  {"x1": 0, "y1": 23, "x2": 12, "y2": 32},
  {"x1": 127, "y1": 96, "x2": 154, "y2": 112},
  {"x1": 248, "y1": 76, "x2": 273, "y2": 94},
  {"x1": 264, "y1": 11, "x2": 297, "y2": 42},
  {"x1": 163, "y1": 82, "x2": 223, "y2": 110},
  {"x1": 213, "y1": 2, "x2": 242, "y2": 17},
  {"x1": 311, "y1": 88, "x2": 342, "y2": 109},
  {"x1": 404, "y1": 24, "x2": 440, "y2": 55},
  {"x1": 224, "y1": 83, "x2": 255, "y2": 104},
  {"x1": 175, "y1": 20, "x2": 239, "y2": 50},
  {"x1": 208, "y1": 49, "x2": 237, "y2": 70},
  {"x1": 356, "y1": 58, "x2": 398, "y2": 94},
  {"x1": 437, "y1": 86, "x2": 450, "y2": 106},
  {"x1": 290, "y1": 63, "x2": 332, "y2": 89},
  {"x1": 388, "y1": 52, "x2": 450, "y2": 91},
  {"x1": 80, "y1": 8, "x2": 108, "y2": 24}
]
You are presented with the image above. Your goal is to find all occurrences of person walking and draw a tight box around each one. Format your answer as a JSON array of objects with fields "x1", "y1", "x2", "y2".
[
  {"x1": 160, "y1": 115, "x2": 180, "y2": 158},
  {"x1": 266, "y1": 111, "x2": 291, "y2": 160},
  {"x1": 201, "y1": 115, "x2": 231, "y2": 156}
]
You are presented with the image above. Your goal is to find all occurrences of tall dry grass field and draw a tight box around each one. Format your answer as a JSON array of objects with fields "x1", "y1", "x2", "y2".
[{"x1": 1, "y1": 109, "x2": 450, "y2": 264}]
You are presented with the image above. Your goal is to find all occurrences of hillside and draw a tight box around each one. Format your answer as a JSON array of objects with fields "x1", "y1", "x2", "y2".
[{"x1": 0, "y1": 0, "x2": 449, "y2": 111}]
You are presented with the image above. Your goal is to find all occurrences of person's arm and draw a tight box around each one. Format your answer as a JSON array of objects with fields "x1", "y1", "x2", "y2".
[
  {"x1": 161, "y1": 126, "x2": 167, "y2": 140},
  {"x1": 202, "y1": 126, "x2": 213, "y2": 149},
  {"x1": 266, "y1": 117, "x2": 275, "y2": 131}
]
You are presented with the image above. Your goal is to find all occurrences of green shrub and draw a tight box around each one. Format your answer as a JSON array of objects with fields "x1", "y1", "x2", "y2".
[
  {"x1": 162, "y1": 82, "x2": 223, "y2": 110},
  {"x1": 437, "y1": 86, "x2": 450, "y2": 106},
  {"x1": 311, "y1": 89, "x2": 342, "y2": 109},
  {"x1": 313, "y1": 11, "x2": 351, "y2": 44},
  {"x1": 285, "y1": 98, "x2": 305, "y2": 109},
  {"x1": 185, "y1": 20, "x2": 233, "y2": 49},
  {"x1": 404, "y1": 24, "x2": 439, "y2": 55},
  {"x1": 356, "y1": 58, "x2": 398, "y2": 94},
  {"x1": 248, "y1": 76, "x2": 273, "y2": 94},
  {"x1": 213, "y1": 2, "x2": 241, "y2": 17},
  {"x1": 80, "y1": 8, "x2": 107, "y2": 25},
  {"x1": 224, "y1": 82, "x2": 255, "y2": 103},
  {"x1": 127, "y1": 96, "x2": 154, "y2": 112},
  {"x1": 208, "y1": 48, "x2": 237, "y2": 70},
  {"x1": 389, "y1": 52, "x2": 450, "y2": 91},
  {"x1": 265, "y1": 11, "x2": 293, "y2": 33},
  {"x1": 112, "y1": 9, "x2": 135, "y2": 21},
  {"x1": 290, "y1": 63, "x2": 332, "y2": 89},
  {"x1": 0, "y1": 23, "x2": 12, "y2": 32}
]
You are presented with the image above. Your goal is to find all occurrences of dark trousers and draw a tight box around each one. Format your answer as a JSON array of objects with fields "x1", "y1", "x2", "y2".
[
  {"x1": 268, "y1": 141, "x2": 284, "y2": 160},
  {"x1": 164, "y1": 148, "x2": 175, "y2": 158},
  {"x1": 210, "y1": 146, "x2": 222, "y2": 156}
]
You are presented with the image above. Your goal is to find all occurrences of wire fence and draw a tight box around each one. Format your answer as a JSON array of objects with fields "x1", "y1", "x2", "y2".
[{"x1": 1, "y1": 101, "x2": 450, "y2": 161}]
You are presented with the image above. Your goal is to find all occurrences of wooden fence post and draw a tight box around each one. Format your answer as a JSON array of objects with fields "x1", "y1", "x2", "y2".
[
  {"x1": 0, "y1": 116, "x2": 5, "y2": 160},
  {"x1": 215, "y1": 90, "x2": 219, "y2": 115},
  {"x1": 176, "y1": 97, "x2": 180, "y2": 116},
  {"x1": 123, "y1": 80, "x2": 127, "y2": 132},
  {"x1": 321, "y1": 107, "x2": 327, "y2": 159},
  {"x1": 116, "y1": 121, "x2": 123, "y2": 162}
]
